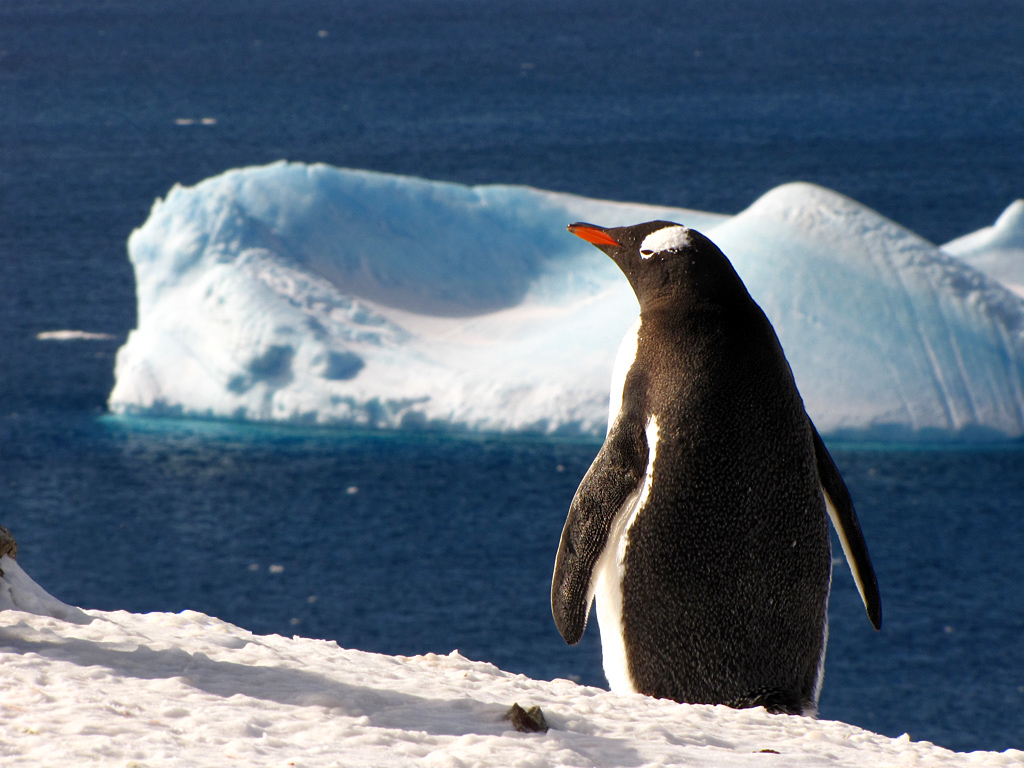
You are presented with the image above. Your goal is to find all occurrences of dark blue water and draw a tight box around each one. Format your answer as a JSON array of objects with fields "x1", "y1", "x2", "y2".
[{"x1": 1, "y1": 0, "x2": 1023, "y2": 754}]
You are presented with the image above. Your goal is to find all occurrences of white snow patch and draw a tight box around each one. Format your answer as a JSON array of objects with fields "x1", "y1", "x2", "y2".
[
  {"x1": 0, "y1": 557, "x2": 1018, "y2": 766},
  {"x1": 0, "y1": 558, "x2": 90, "y2": 625}
]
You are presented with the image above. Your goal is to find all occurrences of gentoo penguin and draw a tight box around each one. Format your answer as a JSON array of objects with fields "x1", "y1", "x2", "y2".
[{"x1": 551, "y1": 221, "x2": 881, "y2": 716}]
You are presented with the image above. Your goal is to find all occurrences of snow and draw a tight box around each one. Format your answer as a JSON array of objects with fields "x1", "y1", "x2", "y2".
[
  {"x1": 1, "y1": 557, "x2": 1019, "y2": 767},
  {"x1": 109, "y1": 162, "x2": 1024, "y2": 439}
]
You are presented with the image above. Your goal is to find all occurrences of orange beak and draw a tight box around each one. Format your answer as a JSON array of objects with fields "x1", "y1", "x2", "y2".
[{"x1": 567, "y1": 222, "x2": 621, "y2": 247}]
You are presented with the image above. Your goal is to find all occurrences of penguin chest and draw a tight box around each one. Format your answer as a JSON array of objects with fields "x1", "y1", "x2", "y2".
[{"x1": 590, "y1": 414, "x2": 660, "y2": 694}]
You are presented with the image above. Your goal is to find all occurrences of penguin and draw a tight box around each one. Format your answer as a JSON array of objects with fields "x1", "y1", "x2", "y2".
[{"x1": 551, "y1": 220, "x2": 881, "y2": 716}]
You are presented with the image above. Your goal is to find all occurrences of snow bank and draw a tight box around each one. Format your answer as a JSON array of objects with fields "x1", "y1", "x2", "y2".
[
  {"x1": 1, "y1": 557, "x2": 1018, "y2": 767},
  {"x1": 109, "y1": 163, "x2": 1024, "y2": 439}
]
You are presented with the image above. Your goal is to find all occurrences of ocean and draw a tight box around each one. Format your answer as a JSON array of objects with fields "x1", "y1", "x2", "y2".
[{"x1": 1, "y1": 0, "x2": 1022, "y2": 753}]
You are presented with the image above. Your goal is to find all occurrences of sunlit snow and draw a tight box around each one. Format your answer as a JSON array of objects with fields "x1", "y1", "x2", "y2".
[
  {"x1": 109, "y1": 163, "x2": 1024, "y2": 439},
  {"x1": 1, "y1": 556, "x2": 1019, "y2": 767}
]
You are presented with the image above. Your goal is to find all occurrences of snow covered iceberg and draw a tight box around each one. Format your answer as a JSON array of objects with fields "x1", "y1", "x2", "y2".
[
  {"x1": 109, "y1": 162, "x2": 1024, "y2": 439},
  {"x1": 1, "y1": 556, "x2": 1018, "y2": 766},
  {"x1": 943, "y1": 199, "x2": 1024, "y2": 298}
]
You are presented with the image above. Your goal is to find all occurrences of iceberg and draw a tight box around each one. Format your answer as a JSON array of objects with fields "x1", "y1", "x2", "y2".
[
  {"x1": 711, "y1": 186, "x2": 1024, "y2": 439},
  {"x1": 109, "y1": 162, "x2": 1024, "y2": 439},
  {"x1": 943, "y1": 200, "x2": 1024, "y2": 298},
  {"x1": 1, "y1": 556, "x2": 1018, "y2": 766}
]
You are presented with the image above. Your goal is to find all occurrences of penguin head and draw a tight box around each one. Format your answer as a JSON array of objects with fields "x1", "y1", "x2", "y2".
[{"x1": 567, "y1": 220, "x2": 747, "y2": 309}]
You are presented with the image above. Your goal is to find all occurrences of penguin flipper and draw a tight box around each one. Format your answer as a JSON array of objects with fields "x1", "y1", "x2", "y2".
[
  {"x1": 551, "y1": 420, "x2": 647, "y2": 645},
  {"x1": 811, "y1": 423, "x2": 882, "y2": 630}
]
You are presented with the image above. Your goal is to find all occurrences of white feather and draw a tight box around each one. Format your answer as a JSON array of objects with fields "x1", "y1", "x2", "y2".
[
  {"x1": 808, "y1": 552, "x2": 832, "y2": 717},
  {"x1": 639, "y1": 225, "x2": 691, "y2": 258},
  {"x1": 822, "y1": 486, "x2": 869, "y2": 611},
  {"x1": 606, "y1": 317, "x2": 641, "y2": 432},
  {"x1": 591, "y1": 415, "x2": 660, "y2": 693}
]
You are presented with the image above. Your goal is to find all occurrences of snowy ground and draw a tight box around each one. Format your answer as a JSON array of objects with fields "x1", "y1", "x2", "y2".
[{"x1": 1, "y1": 557, "x2": 1019, "y2": 767}]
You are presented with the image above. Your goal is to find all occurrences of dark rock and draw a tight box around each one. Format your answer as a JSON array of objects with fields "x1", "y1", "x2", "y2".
[
  {"x1": 503, "y1": 703, "x2": 548, "y2": 733},
  {"x1": 0, "y1": 525, "x2": 17, "y2": 560}
]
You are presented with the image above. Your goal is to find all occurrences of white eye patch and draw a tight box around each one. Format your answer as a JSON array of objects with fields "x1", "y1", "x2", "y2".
[{"x1": 638, "y1": 225, "x2": 691, "y2": 259}]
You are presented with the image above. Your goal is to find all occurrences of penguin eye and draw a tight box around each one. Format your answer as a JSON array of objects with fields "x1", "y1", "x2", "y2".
[{"x1": 640, "y1": 249, "x2": 655, "y2": 258}]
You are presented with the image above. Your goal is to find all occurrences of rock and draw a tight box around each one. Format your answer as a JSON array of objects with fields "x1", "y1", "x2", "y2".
[
  {"x1": 503, "y1": 703, "x2": 548, "y2": 733},
  {"x1": 0, "y1": 525, "x2": 17, "y2": 560}
]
